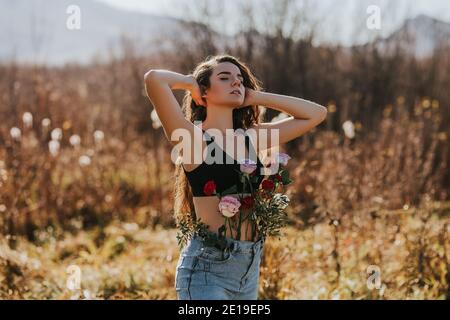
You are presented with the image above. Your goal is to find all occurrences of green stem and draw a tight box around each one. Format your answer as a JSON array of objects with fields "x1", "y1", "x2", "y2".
[
  {"x1": 236, "y1": 173, "x2": 248, "y2": 241},
  {"x1": 227, "y1": 217, "x2": 234, "y2": 239},
  {"x1": 246, "y1": 174, "x2": 254, "y2": 194},
  {"x1": 246, "y1": 174, "x2": 257, "y2": 241}
]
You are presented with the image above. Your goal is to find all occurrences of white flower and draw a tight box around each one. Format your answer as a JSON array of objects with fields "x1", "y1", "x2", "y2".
[
  {"x1": 69, "y1": 134, "x2": 81, "y2": 147},
  {"x1": 48, "y1": 140, "x2": 60, "y2": 156},
  {"x1": 79, "y1": 155, "x2": 91, "y2": 167},
  {"x1": 51, "y1": 128, "x2": 62, "y2": 141},
  {"x1": 10, "y1": 127, "x2": 21, "y2": 141},
  {"x1": 93, "y1": 130, "x2": 104, "y2": 144},
  {"x1": 41, "y1": 118, "x2": 51, "y2": 128},
  {"x1": 342, "y1": 120, "x2": 355, "y2": 139},
  {"x1": 151, "y1": 109, "x2": 162, "y2": 129},
  {"x1": 22, "y1": 112, "x2": 33, "y2": 128}
]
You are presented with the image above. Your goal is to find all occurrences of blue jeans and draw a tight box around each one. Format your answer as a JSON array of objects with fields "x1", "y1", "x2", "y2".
[{"x1": 175, "y1": 233, "x2": 265, "y2": 300}]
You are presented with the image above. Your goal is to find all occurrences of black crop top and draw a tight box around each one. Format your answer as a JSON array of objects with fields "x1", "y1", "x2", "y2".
[{"x1": 183, "y1": 129, "x2": 265, "y2": 197}]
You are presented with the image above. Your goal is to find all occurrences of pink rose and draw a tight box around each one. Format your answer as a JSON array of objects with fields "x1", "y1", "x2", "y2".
[
  {"x1": 218, "y1": 196, "x2": 241, "y2": 218},
  {"x1": 239, "y1": 158, "x2": 257, "y2": 174},
  {"x1": 277, "y1": 153, "x2": 291, "y2": 166}
]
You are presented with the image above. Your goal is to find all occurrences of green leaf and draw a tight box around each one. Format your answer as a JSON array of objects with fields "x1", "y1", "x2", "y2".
[
  {"x1": 280, "y1": 170, "x2": 291, "y2": 185},
  {"x1": 221, "y1": 184, "x2": 238, "y2": 195},
  {"x1": 280, "y1": 169, "x2": 289, "y2": 179}
]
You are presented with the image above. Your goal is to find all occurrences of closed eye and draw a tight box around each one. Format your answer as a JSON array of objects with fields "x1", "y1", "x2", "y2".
[{"x1": 221, "y1": 78, "x2": 243, "y2": 85}]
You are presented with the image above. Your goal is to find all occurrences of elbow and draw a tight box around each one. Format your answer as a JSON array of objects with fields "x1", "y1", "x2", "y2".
[
  {"x1": 144, "y1": 69, "x2": 158, "y2": 85},
  {"x1": 318, "y1": 107, "x2": 328, "y2": 121}
]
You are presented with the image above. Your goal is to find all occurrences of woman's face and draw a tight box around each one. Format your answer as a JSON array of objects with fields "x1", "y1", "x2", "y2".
[{"x1": 203, "y1": 62, "x2": 245, "y2": 108}]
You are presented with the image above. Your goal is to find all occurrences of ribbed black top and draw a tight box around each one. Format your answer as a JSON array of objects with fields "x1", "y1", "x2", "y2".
[{"x1": 183, "y1": 129, "x2": 265, "y2": 197}]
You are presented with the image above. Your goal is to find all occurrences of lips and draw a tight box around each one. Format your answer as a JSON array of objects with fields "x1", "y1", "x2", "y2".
[{"x1": 230, "y1": 90, "x2": 241, "y2": 95}]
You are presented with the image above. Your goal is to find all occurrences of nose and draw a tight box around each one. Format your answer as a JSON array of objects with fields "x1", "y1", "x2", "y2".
[{"x1": 232, "y1": 77, "x2": 242, "y2": 87}]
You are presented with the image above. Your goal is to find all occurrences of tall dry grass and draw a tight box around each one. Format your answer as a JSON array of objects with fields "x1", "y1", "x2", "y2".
[{"x1": 1, "y1": 1, "x2": 450, "y2": 298}]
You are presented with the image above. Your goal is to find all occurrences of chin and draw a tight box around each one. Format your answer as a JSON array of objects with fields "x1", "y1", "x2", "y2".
[{"x1": 228, "y1": 98, "x2": 244, "y2": 108}]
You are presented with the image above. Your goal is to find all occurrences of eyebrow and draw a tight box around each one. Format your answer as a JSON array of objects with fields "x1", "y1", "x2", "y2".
[{"x1": 217, "y1": 71, "x2": 243, "y2": 79}]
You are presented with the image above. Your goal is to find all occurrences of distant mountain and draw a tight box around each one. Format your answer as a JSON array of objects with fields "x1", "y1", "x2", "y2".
[
  {"x1": 1, "y1": 1, "x2": 449, "y2": 65},
  {"x1": 376, "y1": 14, "x2": 450, "y2": 58},
  {"x1": 0, "y1": 0, "x2": 184, "y2": 65}
]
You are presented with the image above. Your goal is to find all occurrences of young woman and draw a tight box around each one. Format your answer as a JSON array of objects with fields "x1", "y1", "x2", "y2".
[{"x1": 144, "y1": 54, "x2": 327, "y2": 300}]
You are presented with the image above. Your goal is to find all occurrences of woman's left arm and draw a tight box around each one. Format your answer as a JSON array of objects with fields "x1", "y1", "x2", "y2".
[{"x1": 244, "y1": 89, "x2": 328, "y2": 151}]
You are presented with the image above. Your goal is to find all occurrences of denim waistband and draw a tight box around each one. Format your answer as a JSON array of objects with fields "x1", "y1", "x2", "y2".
[{"x1": 192, "y1": 233, "x2": 264, "y2": 254}]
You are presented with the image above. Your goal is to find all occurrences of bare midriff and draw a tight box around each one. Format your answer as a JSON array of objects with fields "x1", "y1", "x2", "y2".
[
  {"x1": 192, "y1": 194, "x2": 260, "y2": 242},
  {"x1": 183, "y1": 129, "x2": 262, "y2": 242}
]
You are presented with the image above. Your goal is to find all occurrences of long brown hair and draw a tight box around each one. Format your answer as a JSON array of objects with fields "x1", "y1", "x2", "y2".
[{"x1": 173, "y1": 54, "x2": 264, "y2": 229}]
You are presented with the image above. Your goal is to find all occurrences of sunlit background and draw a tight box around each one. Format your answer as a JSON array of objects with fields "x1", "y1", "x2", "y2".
[{"x1": 0, "y1": 0, "x2": 449, "y2": 300}]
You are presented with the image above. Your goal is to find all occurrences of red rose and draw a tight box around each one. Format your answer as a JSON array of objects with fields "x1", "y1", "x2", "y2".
[
  {"x1": 262, "y1": 179, "x2": 275, "y2": 191},
  {"x1": 203, "y1": 180, "x2": 216, "y2": 196},
  {"x1": 241, "y1": 196, "x2": 254, "y2": 209},
  {"x1": 271, "y1": 174, "x2": 282, "y2": 182}
]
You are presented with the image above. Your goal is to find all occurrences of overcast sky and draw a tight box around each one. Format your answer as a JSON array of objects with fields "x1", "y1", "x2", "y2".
[{"x1": 98, "y1": 0, "x2": 450, "y2": 45}]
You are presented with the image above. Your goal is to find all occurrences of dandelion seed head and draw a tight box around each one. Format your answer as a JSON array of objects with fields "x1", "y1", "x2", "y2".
[
  {"x1": 22, "y1": 112, "x2": 33, "y2": 128},
  {"x1": 48, "y1": 140, "x2": 60, "y2": 157},
  {"x1": 10, "y1": 127, "x2": 21, "y2": 141},
  {"x1": 69, "y1": 134, "x2": 81, "y2": 147},
  {"x1": 78, "y1": 155, "x2": 91, "y2": 167},
  {"x1": 342, "y1": 120, "x2": 355, "y2": 139},
  {"x1": 51, "y1": 128, "x2": 62, "y2": 141},
  {"x1": 94, "y1": 130, "x2": 104, "y2": 143},
  {"x1": 41, "y1": 118, "x2": 51, "y2": 127}
]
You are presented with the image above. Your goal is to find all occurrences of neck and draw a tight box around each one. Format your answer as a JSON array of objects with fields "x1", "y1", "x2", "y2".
[{"x1": 201, "y1": 104, "x2": 234, "y2": 134}]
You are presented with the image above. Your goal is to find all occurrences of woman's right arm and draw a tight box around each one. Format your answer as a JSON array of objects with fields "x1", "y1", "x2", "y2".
[{"x1": 143, "y1": 69, "x2": 204, "y2": 146}]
